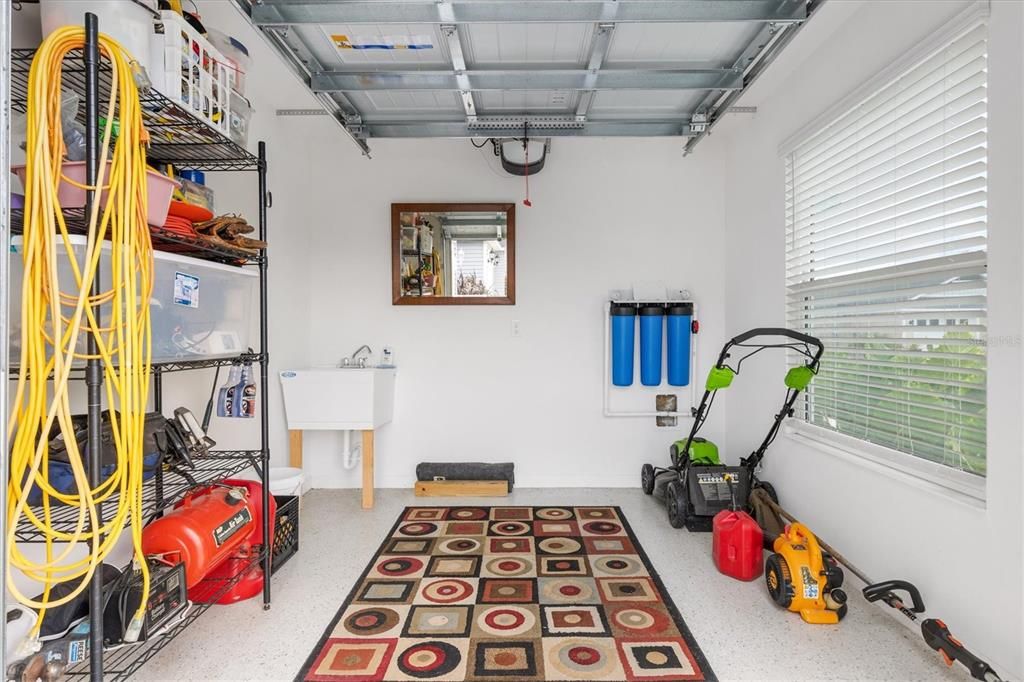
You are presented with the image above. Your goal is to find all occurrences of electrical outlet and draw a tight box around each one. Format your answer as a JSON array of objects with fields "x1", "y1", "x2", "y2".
[{"x1": 511, "y1": 320, "x2": 521, "y2": 337}]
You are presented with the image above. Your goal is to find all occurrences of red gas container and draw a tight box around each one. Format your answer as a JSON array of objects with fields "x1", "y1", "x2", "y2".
[
  {"x1": 712, "y1": 509, "x2": 764, "y2": 581},
  {"x1": 142, "y1": 484, "x2": 257, "y2": 588}
]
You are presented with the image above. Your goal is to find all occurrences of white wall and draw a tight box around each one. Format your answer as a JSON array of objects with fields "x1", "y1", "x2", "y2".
[
  {"x1": 712, "y1": 1, "x2": 1023, "y2": 676},
  {"x1": 295, "y1": 132, "x2": 729, "y2": 488}
]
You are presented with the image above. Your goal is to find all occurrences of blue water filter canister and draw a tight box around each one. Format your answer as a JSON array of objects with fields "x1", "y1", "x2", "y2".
[
  {"x1": 610, "y1": 304, "x2": 637, "y2": 386},
  {"x1": 639, "y1": 305, "x2": 665, "y2": 386},
  {"x1": 666, "y1": 303, "x2": 694, "y2": 386}
]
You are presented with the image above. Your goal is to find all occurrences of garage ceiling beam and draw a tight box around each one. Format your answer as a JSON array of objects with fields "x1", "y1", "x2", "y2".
[
  {"x1": 575, "y1": 22, "x2": 615, "y2": 120},
  {"x1": 366, "y1": 119, "x2": 691, "y2": 138},
  {"x1": 252, "y1": 1, "x2": 807, "y2": 25},
  {"x1": 312, "y1": 68, "x2": 743, "y2": 92},
  {"x1": 230, "y1": 0, "x2": 372, "y2": 155},
  {"x1": 440, "y1": 22, "x2": 477, "y2": 119}
]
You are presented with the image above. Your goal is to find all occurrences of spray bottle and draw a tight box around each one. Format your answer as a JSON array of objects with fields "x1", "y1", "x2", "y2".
[
  {"x1": 217, "y1": 365, "x2": 242, "y2": 418},
  {"x1": 239, "y1": 363, "x2": 256, "y2": 418}
]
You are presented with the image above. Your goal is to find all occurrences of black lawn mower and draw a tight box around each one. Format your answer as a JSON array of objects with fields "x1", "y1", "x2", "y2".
[{"x1": 642, "y1": 328, "x2": 824, "y2": 532}]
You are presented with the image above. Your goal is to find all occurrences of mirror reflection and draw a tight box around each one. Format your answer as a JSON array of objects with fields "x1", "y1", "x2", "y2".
[{"x1": 392, "y1": 204, "x2": 515, "y2": 305}]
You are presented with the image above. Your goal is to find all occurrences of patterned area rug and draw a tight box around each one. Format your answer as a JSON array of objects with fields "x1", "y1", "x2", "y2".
[{"x1": 296, "y1": 506, "x2": 715, "y2": 682}]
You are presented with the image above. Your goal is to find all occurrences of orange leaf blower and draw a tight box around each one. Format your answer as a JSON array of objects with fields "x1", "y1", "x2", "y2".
[{"x1": 764, "y1": 523, "x2": 847, "y2": 624}]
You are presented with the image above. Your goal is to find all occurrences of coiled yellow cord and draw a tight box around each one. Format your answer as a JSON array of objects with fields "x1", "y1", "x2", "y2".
[{"x1": 6, "y1": 26, "x2": 153, "y2": 642}]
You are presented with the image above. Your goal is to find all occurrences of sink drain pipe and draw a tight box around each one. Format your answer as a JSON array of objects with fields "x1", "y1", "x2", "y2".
[{"x1": 342, "y1": 430, "x2": 361, "y2": 469}]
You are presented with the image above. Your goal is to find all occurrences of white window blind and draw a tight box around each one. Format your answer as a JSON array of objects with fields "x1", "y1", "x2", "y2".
[{"x1": 784, "y1": 21, "x2": 987, "y2": 476}]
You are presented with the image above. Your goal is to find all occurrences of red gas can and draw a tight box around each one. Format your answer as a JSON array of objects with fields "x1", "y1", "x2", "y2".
[{"x1": 712, "y1": 509, "x2": 764, "y2": 581}]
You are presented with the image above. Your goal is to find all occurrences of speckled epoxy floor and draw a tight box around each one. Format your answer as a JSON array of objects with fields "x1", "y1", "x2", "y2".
[{"x1": 133, "y1": 489, "x2": 968, "y2": 682}]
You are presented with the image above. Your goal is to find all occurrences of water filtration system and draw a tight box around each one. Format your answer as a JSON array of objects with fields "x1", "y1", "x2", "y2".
[
  {"x1": 609, "y1": 300, "x2": 694, "y2": 389},
  {"x1": 610, "y1": 304, "x2": 636, "y2": 387},
  {"x1": 639, "y1": 305, "x2": 665, "y2": 386},
  {"x1": 666, "y1": 303, "x2": 694, "y2": 386}
]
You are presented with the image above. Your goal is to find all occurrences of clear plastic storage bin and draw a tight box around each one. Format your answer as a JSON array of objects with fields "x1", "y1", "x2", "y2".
[{"x1": 9, "y1": 236, "x2": 258, "y2": 365}]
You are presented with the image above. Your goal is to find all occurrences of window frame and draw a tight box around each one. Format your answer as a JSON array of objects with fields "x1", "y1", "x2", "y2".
[{"x1": 778, "y1": 1, "x2": 990, "y2": 504}]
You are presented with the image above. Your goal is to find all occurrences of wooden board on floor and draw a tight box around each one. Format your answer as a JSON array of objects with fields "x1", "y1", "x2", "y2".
[{"x1": 415, "y1": 480, "x2": 509, "y2": 497}]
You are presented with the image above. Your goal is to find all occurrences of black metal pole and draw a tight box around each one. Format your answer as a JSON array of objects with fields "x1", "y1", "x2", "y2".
[
  {"x1": 257, "y1": 141, "x2": 271, "y2": 609},
  {"x1": 83, "y1": 12, "x2": 104, "y2": 681},
  {"x1": 154, "y1": 370, "x2": 164, "y2": 507}
]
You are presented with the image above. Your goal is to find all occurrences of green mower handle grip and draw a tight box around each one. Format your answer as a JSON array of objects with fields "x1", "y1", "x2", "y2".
[{"x1": 921, "y1": 619, "x2": 1002, "y2": 682}]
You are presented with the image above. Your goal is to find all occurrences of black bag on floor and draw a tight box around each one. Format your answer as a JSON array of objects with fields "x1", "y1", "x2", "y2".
[{"x1": 415, "y1": 462, "x2": 515, "y2": 490}]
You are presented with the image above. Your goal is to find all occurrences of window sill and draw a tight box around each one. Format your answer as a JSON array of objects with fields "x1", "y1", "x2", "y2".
[{"x1": 783, "y1": 422, "x2": 987, "y2": 509}]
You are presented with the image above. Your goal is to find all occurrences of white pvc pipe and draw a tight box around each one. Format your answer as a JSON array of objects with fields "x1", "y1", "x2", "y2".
[{"x1": 341, "y1": 430, "x2": 361, "y2": 469}]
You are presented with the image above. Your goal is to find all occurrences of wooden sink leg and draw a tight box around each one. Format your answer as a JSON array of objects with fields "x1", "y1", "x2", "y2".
[
  {"x1": 289, "y1": 430, "x2": 303, "y2": 467},
  {"x1": 362, "y1": 430, "x2": 375, "y2": 509}
]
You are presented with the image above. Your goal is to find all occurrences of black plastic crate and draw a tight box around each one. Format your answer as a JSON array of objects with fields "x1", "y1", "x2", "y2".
[{"x1": 271, "y1": 495, "x2": 299, "y2": 574}]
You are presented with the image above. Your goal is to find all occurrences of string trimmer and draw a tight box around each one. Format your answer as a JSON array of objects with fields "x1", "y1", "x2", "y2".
[{"x1": 750, "y1": 489, "x2": 1004, "y2": 682}]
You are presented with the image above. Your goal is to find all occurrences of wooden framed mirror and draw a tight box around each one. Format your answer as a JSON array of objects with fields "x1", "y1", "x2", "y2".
[{"x1": 392, "y1": 203, "x2": 516, "y2": 305}]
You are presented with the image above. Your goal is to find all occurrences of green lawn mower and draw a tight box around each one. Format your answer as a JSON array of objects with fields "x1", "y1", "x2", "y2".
[{"x1": 642, "y1": 328, "x2": 824, "y2": 532}]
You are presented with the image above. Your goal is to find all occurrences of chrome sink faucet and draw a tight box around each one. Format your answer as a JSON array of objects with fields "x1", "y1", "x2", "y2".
[{"x1": 340, "y1": 345, "x2": 373, "y2": 368}]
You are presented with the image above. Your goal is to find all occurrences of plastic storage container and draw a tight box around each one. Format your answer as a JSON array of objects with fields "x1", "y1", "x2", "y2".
[
  {"x1": 712, "y1": 509, "x2": 764, "y2": 581},
  {"x1": 639, "y1": 304, "x2": 664, "y2": 386},
  {"x1": 610, "y1": 303, "x2": 636, "y2": 387},
  {"x1": 269, "y1": 467, "x2": 305, "y2": 497},
  {"x1": 177, "y1": 176, "x2": 215, "y2": 212},
  {"x1": 206, "y1": 28, "x2": 252, "y2": 96},
  {"x1": 228, "y1": 90, "x2": 253, "y2": 148},
  {"x1": 149, "y1": 11, "x2": 231, "y2": 136},
  {"x1": 41, "y1": 0, "x2": 157, "y2": 72},
  {"x1": 9, "y1": 235, "x2": 257, "y2": 365},
  {"x1": 271, "y1": 495, "x2": 299, "y2": 574},
  {"x1": 666, "y1": 302, "x2": 693, "y2": 387},
  {"x1": 11, "y1": 161, "x2": 179, "y2": 227}
]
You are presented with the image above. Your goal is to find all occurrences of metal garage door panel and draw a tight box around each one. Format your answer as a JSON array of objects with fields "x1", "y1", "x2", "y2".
[
  {"x1": 315, "y1": 23, "x2": 451, "y2": 66},
  {"x1": 354, "y1": 90, "x2": 465, "y2": 117},
  {"x1": 475, "y1": 90, "x2": 577, "y2": 113},
  {"x1": 605, "y1": 22, "x2": 763, "y2": 67},
  {"x1": 589, "y1": 90, "x2": 706, "y2": 119},
  {"x1": 462, "y1": 22, "x2": 593, "y2": 66}
]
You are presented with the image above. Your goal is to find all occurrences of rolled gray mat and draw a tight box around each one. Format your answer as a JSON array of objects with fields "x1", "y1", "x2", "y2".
[{"x1": 415, "y1": 462, "x2": 515, "y2": 491}]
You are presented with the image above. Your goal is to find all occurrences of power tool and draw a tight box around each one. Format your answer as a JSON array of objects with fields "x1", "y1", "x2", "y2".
[
  {"x1": 103, "y1": 560, "x2": 188, "y2": 645},
  {"x1": 752, "y1": 489, "x2": 1005, "y2": 681},
  {"x1": 764, "y1": 523, "x2": 847, "y2": 624}
]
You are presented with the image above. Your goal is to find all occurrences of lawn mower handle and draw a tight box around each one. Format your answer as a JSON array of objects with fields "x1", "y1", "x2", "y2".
[{"x1": 723, "y1": 328, "x2": 824, "y2": 361}]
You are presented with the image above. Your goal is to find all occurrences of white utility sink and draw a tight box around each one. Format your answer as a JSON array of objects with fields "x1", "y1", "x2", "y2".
[{"x1": 279, "y1": 367, "x2": 396, "y2": 430}]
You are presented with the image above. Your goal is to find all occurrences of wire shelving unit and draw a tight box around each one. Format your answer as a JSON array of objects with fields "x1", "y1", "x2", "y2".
[{"x1": 8, "y1": 14, "x2": 273, "y2": 680}]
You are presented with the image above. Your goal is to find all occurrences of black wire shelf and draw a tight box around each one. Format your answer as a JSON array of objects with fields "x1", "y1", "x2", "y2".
[
  {"x1": 13, "y1": 450, "x2": 262, "y2": 543},
  {"x1": 10, "y1": 48, "x2": 259, "y2": 172},
  {"x1": 153, "y1": 352, "x2": 265, "y2": 374},
  {"x1": 8, "y1": 353, "x2": 266, "y2": 379},
  {"x1": 9, "y1": 209, "x2": 262, "y2": 266},
  {"x1": 63, "y1": 547, "x2": 268, "y2": 681}
]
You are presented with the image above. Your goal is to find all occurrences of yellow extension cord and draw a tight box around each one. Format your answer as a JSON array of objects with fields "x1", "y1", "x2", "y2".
[{"x1": 6, "y1": 27, "x2": 153, "y2": 644}]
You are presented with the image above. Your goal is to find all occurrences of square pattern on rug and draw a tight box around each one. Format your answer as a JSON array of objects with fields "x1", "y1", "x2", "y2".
[{"x1": 297, "y1": 507, "x2": 714, "y2": 681}]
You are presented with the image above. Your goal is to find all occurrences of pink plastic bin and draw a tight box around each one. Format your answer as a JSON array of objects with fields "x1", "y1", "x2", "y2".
[{"x1": 11, "y1": 161, "x2": 179, "y2": 227}]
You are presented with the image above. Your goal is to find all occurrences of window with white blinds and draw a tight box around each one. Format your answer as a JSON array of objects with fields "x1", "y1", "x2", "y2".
[{"x1": 784, "y1": 21, "x2": 987, "y2": 477}]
